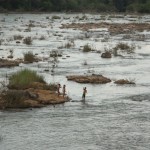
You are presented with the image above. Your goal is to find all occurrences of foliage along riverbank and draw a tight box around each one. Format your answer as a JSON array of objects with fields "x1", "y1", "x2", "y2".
[{"x1": 0, "y1": 0, "x2": 150, "y2": 13}]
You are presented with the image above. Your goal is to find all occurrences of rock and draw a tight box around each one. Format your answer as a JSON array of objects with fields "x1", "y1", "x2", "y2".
[
  {"x1": 61, "y1": 22, "x2": 150, "y2": 34},
  {"x1": 114, "y1": 79, "x2": 135, "y2": 85},
  {"x1": 67, "y1": 74, "x2": 111, "y2": 84},
  {"x1": 101, "y1": 51, "x2": 111, "y2": 58},
  {"x1": 16, "y1": 41, "x2": 21, "y2": 43},
  {"x1": 27, "y1": 91, "x2": 39, "y2": 99},
  {"x1": 23, "y1": 99, "x2": 43, "y2": 108},
  {"x1": 0, "y1": 88, "x2": 69, "y2": 109},
  {"x1": 0, "y1": 58, "x2": 19, "y2": 68}
]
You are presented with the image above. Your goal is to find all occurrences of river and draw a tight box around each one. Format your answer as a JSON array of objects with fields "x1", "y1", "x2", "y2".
[{"x1": 0, "y1": 13, "x2": 150, "y2": 150}]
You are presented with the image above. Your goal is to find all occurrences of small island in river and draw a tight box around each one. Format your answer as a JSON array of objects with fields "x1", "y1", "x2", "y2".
[{"x1": 0, "y1": 69, "x2": 69, "y2": 109}]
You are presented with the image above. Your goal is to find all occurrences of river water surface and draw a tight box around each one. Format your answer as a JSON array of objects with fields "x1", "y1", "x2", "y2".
[{"x1": 0, "y1": 13, "x2": 150, "y2": 150}]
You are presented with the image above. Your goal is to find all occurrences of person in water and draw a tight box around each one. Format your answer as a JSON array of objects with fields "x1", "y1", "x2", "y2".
[
  {"x1": 62, "y1": 84, "x2": 66, "y2": 97},
  {"x1": 82, "y1": 87, "x2": 87, "y2": 100},
  {"x1": 57, "y1": 84, "x2": 61, "y2": 96}
]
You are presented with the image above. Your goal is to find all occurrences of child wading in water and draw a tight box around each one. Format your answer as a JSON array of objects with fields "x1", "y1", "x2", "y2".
[{"x1": 82, "y1": 87, "x2": 87, "y2": 100}]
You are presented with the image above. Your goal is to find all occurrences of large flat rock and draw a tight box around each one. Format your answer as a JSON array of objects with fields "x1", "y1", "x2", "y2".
[{"x1": 67, "y1": 75, "x2": 111, "y2": 84}]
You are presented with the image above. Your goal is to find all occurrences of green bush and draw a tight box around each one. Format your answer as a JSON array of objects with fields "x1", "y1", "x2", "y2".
[
  {"x1": 52, "y1": 16, "x2": 61, "y2": 19},
  {"x1": 137, "y1": 3, "x2": 150, "y2": 13},
  {"x1": 83, "y1": 44, "x2": 93, "y2": 52},
  {"x1": 23, "y1": 37, "x2": 32, "y2": 45},
  {"x1": 1, "y1": 90, "x2": 27, "y2": 108},
  {"x1": 8, "y1": 69, "x2": 45, "y2": 90},
  {"x1": 14, "y1": 35, "x2": 23, "y2": 40},
  {"x1": 24, "y1": 51, "x2": 36, "y2": 63},
  {"x1": 113, "y1": 43, "x2": 135, "y2": 56}
]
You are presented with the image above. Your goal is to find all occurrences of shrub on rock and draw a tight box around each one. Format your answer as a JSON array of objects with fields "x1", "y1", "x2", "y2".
[{"x1": 101, "y1": 51, "x2": 112, "y2": 58}]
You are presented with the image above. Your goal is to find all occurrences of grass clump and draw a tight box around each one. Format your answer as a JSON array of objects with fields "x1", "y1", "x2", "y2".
[
  {"x1": 50, "y1": 50, "x2": 62, "y2": 57},
  {"x1": 8, "y1": 69, "x2": 45, "y2": 90},
  {"x1": 83, "y1": 44, "x2": 93, "y2": 52},
  {"x1": 24, "y1": 51, "x2": 36, "y2": 63},
  {"x1": 23, "y1": 37, "x2": 32, "y2": 45},
  {"x1": 52, "y1": 16, "x2": 61, "y2": 19},
  {"x1": 113, "y1": 43, "x2": 135, "y2": 56},
  {"x1": 14, "y1": 35, "x2": 23, "y2": 40}
]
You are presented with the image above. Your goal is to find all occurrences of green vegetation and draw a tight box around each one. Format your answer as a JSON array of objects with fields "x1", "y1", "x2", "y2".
[
  {"x1": 14, "y1": 35, "x2": 23, "y2": 40},
  {"x1": 8, "y1": 69, "x2": 45, "y2": 89},
  {"x1": 0, "y1": 0, "x2": 150, "y2": 13},
  {"x1": 52, "y1": 15, "x2": 61, "y2": 19},
  {"x1": 83, "y1": 44, "x2": 93, "y2": 52},
  {"x1": 1, "y1": 90, "x2": 28, "y2": 108},
  {"x1": 113, "y1": 43, "x2": 135, "y2": 56},
  {"x1": 23, "y1": 37, "x2": 32, "y2": 45},
  {"x1": 23, "y1": 51, "x2": 36, "y2": 63}
]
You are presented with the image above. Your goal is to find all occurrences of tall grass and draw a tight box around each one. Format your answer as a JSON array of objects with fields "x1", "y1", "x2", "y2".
[{"x1": 8, "y1": 69, "x2": 45, "y2": 89}]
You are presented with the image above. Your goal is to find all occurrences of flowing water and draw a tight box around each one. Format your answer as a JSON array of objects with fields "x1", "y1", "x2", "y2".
[{"x1": 0, "y1": 13, "x2": 150, "y2": 150}]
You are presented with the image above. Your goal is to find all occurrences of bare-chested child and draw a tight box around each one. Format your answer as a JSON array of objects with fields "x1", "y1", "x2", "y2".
[
  {"x1": 57, "y1": 84, "x2": 61, "y2": 96},
  {"x1": 62, "y1": 85, "x2": 66, "y2": 97},
  {"x1": 82, "y1": 87, "x2": 87, "y2": 100}
]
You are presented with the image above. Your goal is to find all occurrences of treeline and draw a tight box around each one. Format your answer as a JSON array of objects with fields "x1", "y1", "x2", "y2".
[{"x1": 0, "y1": 0, "x2": 150, "y2": 13}]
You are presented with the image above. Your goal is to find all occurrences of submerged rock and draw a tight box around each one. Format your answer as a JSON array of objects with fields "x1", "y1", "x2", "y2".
[
  {"x1": 114, "y1": 79, "x2": 135, "y2": 85},
  {"x1": 67, "y1": 74, "x2": 111, "y2": 84}
]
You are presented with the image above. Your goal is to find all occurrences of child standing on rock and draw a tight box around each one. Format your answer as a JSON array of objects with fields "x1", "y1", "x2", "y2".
[
  {"x1": 62, "y1": 84, "x2": 66, "y2": 97},
  {"x1": 57, "y1": 84, "x2": 61, "y2": 96}
]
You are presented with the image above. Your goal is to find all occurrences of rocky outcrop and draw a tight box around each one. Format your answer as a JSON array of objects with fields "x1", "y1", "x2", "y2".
[
  {"x1": 0, "y1": 58, "x2": 19, "y2": 68},
  {"x1": 114, "y1": 79, "x2": 135, "y2": 85},
  {"x1": 0, "y1": 83, "x2": 69, "y2": 109},
  {"x1": 101, "y1": 51, "x2": 112, "y2": 58},
  {"x1": 67, "y1": 74, "x2": 111, "y2": 84},
  {"x1": 61, "y1": 22, "x2": 150, "y2": 34}
]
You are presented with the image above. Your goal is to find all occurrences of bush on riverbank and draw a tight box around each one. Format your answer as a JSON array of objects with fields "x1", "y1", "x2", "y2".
[
  {"x1": 23, "y1": 37, "x2": 32, "y2": 45},
  {"x1": 8, "y1": 69, "x2": 45, "y2": 89},
  {"x1": 83, "y1": 44, "x2": 93, "y2": 52},
  {"x1": 1, "y1": 90, "x2": 29, "y2": 108},
  {"x1": 113, "y1": 43, "x2": 135, "y2": 56},
  {"x1": 23, "y1": 51, "x2": 36, "y2": 63},
  {"x1": 1, "y1": 0, "x2": 150, "y2": 13}
]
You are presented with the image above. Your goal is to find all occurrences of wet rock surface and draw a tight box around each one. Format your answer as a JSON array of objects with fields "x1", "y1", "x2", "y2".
[{"x1": 67, "y1": 74, "x2": 111, "y2": 84}]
